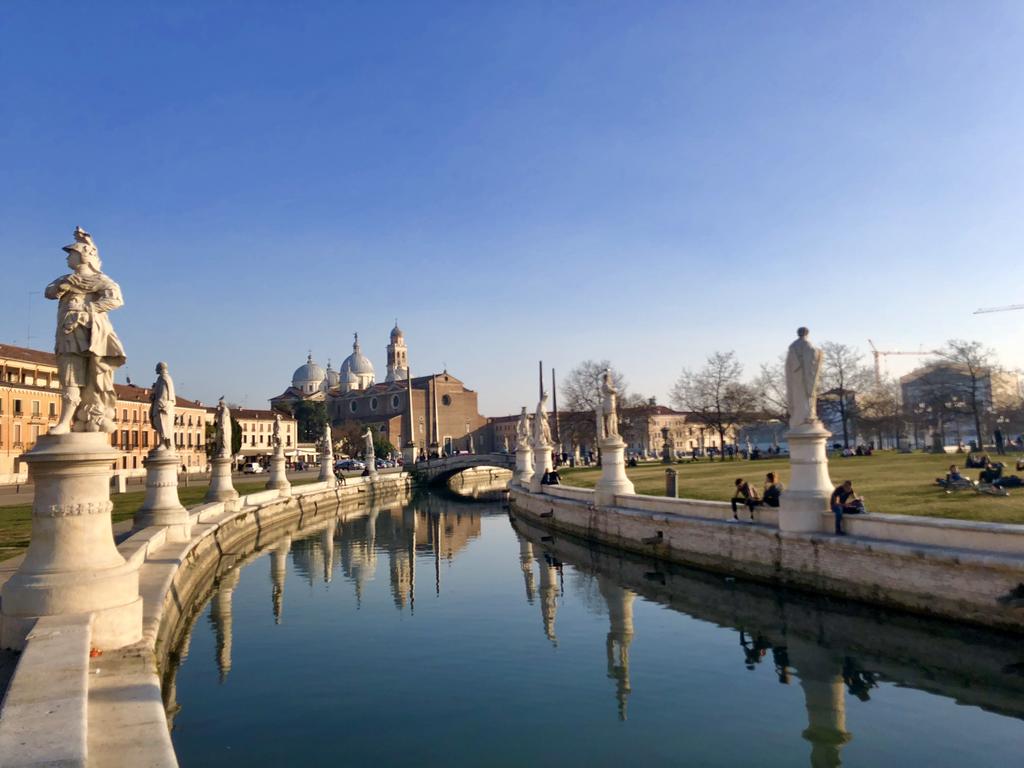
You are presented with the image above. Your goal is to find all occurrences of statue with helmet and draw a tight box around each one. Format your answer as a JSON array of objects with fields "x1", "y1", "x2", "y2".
[{"x1": 44, "y1": 227, "x2": 126, "y2": 434}]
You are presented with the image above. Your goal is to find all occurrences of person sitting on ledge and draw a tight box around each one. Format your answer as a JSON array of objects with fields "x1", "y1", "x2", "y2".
[
  {"x1": 545, "y1": 467, "x2": 561, "y2": 485},
  {"x1": 830, "y1": 480, "x2": 864, "y2": 535},
  {"x1": 731, "y1": 478, "x2": 762, "y2": 521},
  {"x1": 762, "y1": 472, "x2": 783, "y2": 507}
]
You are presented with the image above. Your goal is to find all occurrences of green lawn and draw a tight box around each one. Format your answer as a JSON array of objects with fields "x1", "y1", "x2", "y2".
[
  {"x1": 560, "y1": 451, "x2": 1024, "y2": 524},
  {"x1": 0, "y1": 478, "x2": 316, "y2": 562}
]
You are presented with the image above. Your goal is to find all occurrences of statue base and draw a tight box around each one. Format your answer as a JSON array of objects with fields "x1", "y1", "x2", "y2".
[
  {"x1": 205, "y1": 456, "x2": 239, "y2": 506},
  {"x1": 513, "y1": 447, "x2": 534, "y2": 488},
  {"x1": 528, "y1": 444, "x2": 552, "y2": 493},
  {"x1": 779, "y1": 423, "x2": 833, "y2": 533},
  {"x1": 0, "y1": 433, "x2": 142, "y2": 650},
  {"x1": 402, "y1": 443, "x2": 418, "y2": 467},
  {"x1": 318, "y1": 456, "x2": 334, "y2": 483},
  {"x1": 266, "y1": 450, "x2": 291, "y2": 493},
  {"x1": 529, "y1": 443, "x2": 553, "y2": 492},
  {"x1": 135, "y1": 449, "x2": 191, "y2": 542},
  {"x1": 595, "y1": 436, "x2": 635, "y2": 506}
]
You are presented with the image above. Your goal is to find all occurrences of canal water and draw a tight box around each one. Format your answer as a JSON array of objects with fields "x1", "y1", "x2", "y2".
[{"x1": 167, "y1": 491, "x2": 1024, "y2": 767}]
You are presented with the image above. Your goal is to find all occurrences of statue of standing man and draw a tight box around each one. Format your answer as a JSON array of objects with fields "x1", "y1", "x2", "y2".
[
  {"x1": 533, "y1": 392, "x2": 552, "y2": 447},
  {"x1": 362, "y1": 427, "x2": 375, "y2": 462},
  {"x1": 45, "y1": 227, "x2": 126, "y2": 434},
  {"x1": 272, "y1": 413, "x2": 283, "y2": 449},
  {"x1": 214, "y1": 397, "x2": 232, "y2": 458},
  {"x1": 149, "y1": 362, "x2": 176, "y2": 451},
  {"x1": 598, "y1": 368, "x2": 619, "y2": 440},
  {"x1": 785, "y1": 327, "x2": 824, "y2": 430}
]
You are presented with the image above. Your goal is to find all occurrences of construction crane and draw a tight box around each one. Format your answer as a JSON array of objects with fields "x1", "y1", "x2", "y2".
[
  {"x1": 867, "y1": 340, "x2": 937, "y2": 384},
  {"x1": 974, "y1": 304, "x2": 1024, "y2": 315}
]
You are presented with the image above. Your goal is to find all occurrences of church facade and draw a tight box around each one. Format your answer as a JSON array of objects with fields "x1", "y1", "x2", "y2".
[{"x1": 270, "y1": 325, "x2": 488, "y2": 457}]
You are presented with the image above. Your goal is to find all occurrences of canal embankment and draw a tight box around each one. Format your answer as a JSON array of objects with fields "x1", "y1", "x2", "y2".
[{"x1": 510, "y1": 484, "x2": 1024, "y2": 633}]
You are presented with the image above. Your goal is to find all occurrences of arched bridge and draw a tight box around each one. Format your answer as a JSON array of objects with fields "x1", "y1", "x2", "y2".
[{"x1": 412, "y1": 452, "x2": 515, "y2": 486}]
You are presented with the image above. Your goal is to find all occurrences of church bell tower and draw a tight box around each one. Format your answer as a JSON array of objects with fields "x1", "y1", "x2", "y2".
[{"x1": 386, "y1": 321, "x2": 409, "y2": 383}]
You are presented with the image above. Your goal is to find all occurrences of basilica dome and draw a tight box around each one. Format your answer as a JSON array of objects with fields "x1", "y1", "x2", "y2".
[
  {"x1": 292, "y1": 354, "x2": 326, "y2": 395},
  {"x1": 339, "y1": 333, "x2": 375, "y2": 391}
]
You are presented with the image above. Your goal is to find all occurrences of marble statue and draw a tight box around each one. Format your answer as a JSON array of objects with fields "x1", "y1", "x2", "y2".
[
  {"x1": 272, "y1": 414, "x2": 282, "y2": 448},
  {"x1": 785, "y1": 327, "x2": 824, "y2": 428},
  {"x1": 516, "y1": 407, "x2": 531, "y2": 450},
  {"x1": 363, "y1": 427, "x2": 375, "y2": 461},
  {"x1": 149, "y1": 362, "x2": 175, "y2": 451},
  {"x1": 503, "y1": 436, "x2": 510, "y2": 453},
  {"x1": 215, "y1": 397, "x2": 232, "y2": 459},
  {"x1": 596, "y1": 368, "x2": 619, "y2": 440},
  {"x1": 44, "y1": 227, "x2": 126, "y2": 434},
  {"x1": 322, "y1": 421, "x2": 332, "y2": 453},
  {"x1": 533, "y1": 392, "x2": 552, "y2": 447}
]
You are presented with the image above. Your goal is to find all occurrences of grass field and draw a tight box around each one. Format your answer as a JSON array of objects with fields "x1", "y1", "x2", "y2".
[
  {"x1": 560, "y1": 451, "x2": 1024, "y2": 524},
  {"x1": 0, "y1": 478, "x2": 317, "y2": 562}
]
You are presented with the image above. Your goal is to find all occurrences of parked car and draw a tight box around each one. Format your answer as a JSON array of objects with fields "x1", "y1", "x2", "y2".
[
  {"x1": 334, "y1": 459, "x2": 365, "y2": 471},
  {"x1": 242, "y1": 463, "x2": 264, "y2": 474}
]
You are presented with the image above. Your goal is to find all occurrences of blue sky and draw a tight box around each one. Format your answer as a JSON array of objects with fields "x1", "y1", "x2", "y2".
[{"x1": 3, "y1": 2, "x2": 1023, "y2": 414}]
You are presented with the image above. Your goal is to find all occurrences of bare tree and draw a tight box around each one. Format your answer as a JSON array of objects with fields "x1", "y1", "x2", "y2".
[
  {"x1": 754, "y1": 356, "x2": 788, "y2": 422},
  {"x1": 934, "y1": 339, "x2": 999, "y2": 448},
  {"x1": 671, "y1": 351, "x2": 757, "y2": 461},
  {"x1": 820, "y1": 342, "x2": 871, "y2": 449},
  {"x1": 857, "y1": 379, "x2": 905, "y2": 449}
]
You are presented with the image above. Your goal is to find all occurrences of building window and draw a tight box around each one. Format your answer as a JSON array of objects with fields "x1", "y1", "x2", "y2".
[
  {"x1": 31, "y1": 426, "x2": 39, "y2": 442},
  {"x1": 122, "y1": 430, "x2": 129, "y2": 447},
  {"x1": 48, "y1": 402, "x2": 56, "y2": 418},
  {"x1": 287, "y1": 435, "x2": 292, "y2": 446},
  {"x1": 442, "y1": 394, "x2": 452, "y2": 406},
  {"x1": 14, "y1": 424, "x2": 22, "y2": 445},
  {"x1": 391, "y1": 395, "x2": 400, "y2": 409},
  {"x1": 142, "y1": 431, "x2": 149, "y2": 448},
  {"x1": 14, "y1": 399, "x2": 22, "y2": 415},
  {"x1": 122, "y1": 409, "x2": 128, "y2": 422},
  {"x1": 350, "y1": 401, "x2": 358, "y2": 413},
  {"x1": 132, "y1": 431, "x2": 139, "y2": 447},
  {"x1": 31, "y1": 400, "x2": 40, "y2": 416},
  {"x1": 370, "y1": 397, "x2": 378, "y2": 411}
]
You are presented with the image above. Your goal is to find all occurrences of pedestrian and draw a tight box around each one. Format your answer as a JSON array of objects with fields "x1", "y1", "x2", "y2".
[{"x1": 762, "y1": 472, "x2": 783, "y2": 507}]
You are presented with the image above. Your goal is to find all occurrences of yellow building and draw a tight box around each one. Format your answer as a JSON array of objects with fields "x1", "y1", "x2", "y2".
[{"x1": 0, "y1": 343, "x2": 222, "y2": 482}]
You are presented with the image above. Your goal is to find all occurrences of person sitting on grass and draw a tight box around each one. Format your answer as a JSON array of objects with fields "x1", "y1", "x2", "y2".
[
  {"x1": 762, "y1": 472, "x2": 783, "y2": 508},
  {"x1": 979, "y1": 461, "x2": 1003, "y2": 485},
  {"x1": 829, "y1": 480, "x2": 864, "y2": 536},
  {"x1": 731, "y1": 478, "x2": 762, "y2": 521}
]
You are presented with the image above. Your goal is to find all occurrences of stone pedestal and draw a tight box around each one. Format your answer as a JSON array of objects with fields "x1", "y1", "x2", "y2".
[
  {"x1": 135, "y1": 449, "x2": 191, "y2": 542},
  {"x1": 318, "y1": 455, "x2": 334, "y2": 483},
  {"x1": 0, "y1": 433, "x2": 143, "y2": 650},
  {"x1": 205, "y1": 456, "x2": 239, "y2": 506},
  {"x1": 402, "y1": 442, "x2": 418, "y2": 467},
  {"x1": 529, "y1": 442, "x2": 553, "y2": 492},
  {"x1": 780, "y1": 423, "x2": 833, "y2": 533},
  {"x1": 266, "y1": 449, "x2": 291, "y2": 493},
  {"x1": 514, "y1": 446, "x2": 534, "y2": 488},
  {"x1": 594, "y1": 436, "x2": 635, "y2": 506}
]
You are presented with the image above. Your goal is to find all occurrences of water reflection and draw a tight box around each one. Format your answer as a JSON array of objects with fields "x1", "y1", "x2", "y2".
[
  {"x1": 166, "y1": 492, "x2": 1024, "y2": 767},
  {"x1": 512, "y1": 515, "x2": 1024, "y2": 767}
]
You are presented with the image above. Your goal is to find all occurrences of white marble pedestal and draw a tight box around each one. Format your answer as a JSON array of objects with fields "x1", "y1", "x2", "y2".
[
  {"x1": 136, "y1": 449, "x2": 191, "y2": 542},
  {"x1": 529, "y1": 443, "x2": 553, "y2": 492},
  {"x1": 266, "y1": 449, "x2": 291, "y2": 493},
  {"x1": 594, "y1": 436, "x2": 635, "y2": 506},
  {"x1": 318, "y1": 456, "x2": 334, "y2": 483},
  {"x1": 402, "y1": 442, "x2": 418, "y2": 467},
  {"x1": 205, "y1": 456, "x2": 239, "y2": 505},
  {"x1": 0, "y1": 433, "x2": 142, "y2": 650},
  {"x1": 779, "y1": 423, "x2": 833, "y2": 533},
  {"x1": 514, "y1": 446, "x2": 534, "y2": 488}
]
